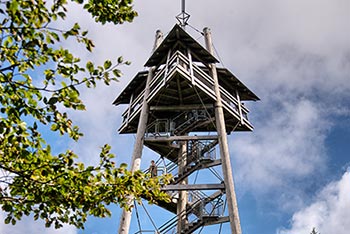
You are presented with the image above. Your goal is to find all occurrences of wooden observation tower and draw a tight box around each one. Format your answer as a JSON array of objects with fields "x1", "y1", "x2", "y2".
[{"x1": 114, "y1": 3, "x2": 259, "y2": 234}]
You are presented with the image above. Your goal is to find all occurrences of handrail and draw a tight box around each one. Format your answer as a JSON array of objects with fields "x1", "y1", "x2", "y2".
[
  {"x1": 163, "y1": 139, "x2": 217, "y2": 184},
  {"x1": 158, "y1": 191, "x2": 224, "y2": 234},
  {"x1": 158, "y1": 194, "x2": 204, "y2": 233},
  {"x1": 120, "y1": 52, "x2": 176, "y2": 123},
  {"x1": 145, "y1": 119, "x2": 170, "y2": 137},
  {"x1": 191, "y1": 62, "x2": 250, "y2": 118},
  {"x1": 123, "y1": 51, "x2": 183, "y2": 119}
]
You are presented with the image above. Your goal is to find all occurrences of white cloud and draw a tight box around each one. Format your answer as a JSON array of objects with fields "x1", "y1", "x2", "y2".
[
  {"x1": 0, "y1": 213, "x2": 77, "y2": 234},
  {"x1": 277, "y1": 171, "x2": 350, "y2": 234},
  {"x1": 232, "y1": 99, "x2": 328, "y2": 192},
  {"x1": 202, "y1": 0, "x2": 350, "y2": 99}
]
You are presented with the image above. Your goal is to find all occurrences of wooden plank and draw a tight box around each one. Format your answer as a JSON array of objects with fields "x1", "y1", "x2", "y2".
[
  {"x1": 162, "y1": 183, "x2": 225, "y2": 191},
  {"x1": 200, "y1": 159, "x2": 222, "y2": 169},
  {"x1": 176, "y1": 76, "x2": 183, "y2": 105},
  {"x1": 150, "y1": 104, "x2": 213, "y2": 111},
  {"x1": 203, "y1": 216, "x2": 230, "y2": 226},
  {"x1": 144, "y1": 135, "x2": 218, "y2": 142}
]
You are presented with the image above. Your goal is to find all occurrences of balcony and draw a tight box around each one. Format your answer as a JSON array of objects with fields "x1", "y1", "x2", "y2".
[{"x1": 119, "y1": 50, "x2": 253, "y2": 133}]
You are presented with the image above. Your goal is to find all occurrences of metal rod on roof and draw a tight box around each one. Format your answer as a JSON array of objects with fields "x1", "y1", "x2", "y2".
[{"x1": 176, "y1": 0, "x2": 190, "y2": 27}]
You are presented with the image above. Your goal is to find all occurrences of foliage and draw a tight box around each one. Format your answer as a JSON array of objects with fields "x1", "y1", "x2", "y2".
[
  {"x1": 310, "y1": 228, "x2": 320, "y2": 234},
  {"x1": 0, "y1": 0, "x2": 170, "y2": 229}
]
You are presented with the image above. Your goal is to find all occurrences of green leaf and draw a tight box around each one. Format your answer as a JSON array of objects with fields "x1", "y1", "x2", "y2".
[
  {"x1": 51, "y1": 124, "x2": 59, "y2": 131},
  {"x1": 48, "y1": 97, "x2": 58, "y2": 105},
  {"x1": 112, "y1": 69, "x2": 122, "y2": 77},
  {"x1": 103, "y1": 60, "x2": 112, "y2": 70},
  {"x1": 58, "y1": 12, "x2": 66, "y2": 19},
  {"x1": 86, "y1": 61, "x2": 94, "y2": 73},
  {"x1": 4, "y1": 217, "x2": 11, "y2": 224},
  {"x1": 3, "y1": 204, "x2": 13, "y2": 212}
]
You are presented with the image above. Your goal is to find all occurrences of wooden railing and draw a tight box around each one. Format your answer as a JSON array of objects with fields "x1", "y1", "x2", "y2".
[{"x1": 119, "y1": 50, "x2": 252, "y2": 132}]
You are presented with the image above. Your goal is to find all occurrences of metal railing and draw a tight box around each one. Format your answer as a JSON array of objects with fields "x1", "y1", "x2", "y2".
[
  {"x1": 142, "y1": 139, "x2": 217, "y2": 182},
  {"x1": 145, "y1": 119, "x2": 170, "y2": 137},
  {"x1": 156, "y1": 191, "x2": 225, "y2": 234}
]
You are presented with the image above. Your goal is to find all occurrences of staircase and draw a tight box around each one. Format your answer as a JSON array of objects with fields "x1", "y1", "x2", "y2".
[
  {"x1": 172, "y1": 110, "x2": 209, "y2": 136},
  {"x1": 172, "y1": 159, "x2": 221, "y2": 184},
  {"x1": 141, "y1": 137, "x2": 222, "y2": 215},
  {"x1": 155, "y1": 190, "x2": 226, "y2": 234},
  {"x1": 167, "y1": 139, "x2": 220, "y2": 184}
]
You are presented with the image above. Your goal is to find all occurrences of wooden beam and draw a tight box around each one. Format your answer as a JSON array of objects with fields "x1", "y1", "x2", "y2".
[
  {"x1": 177, "y1": 117, "x2": 215, "y2": 134},
  {"x1": 150, "y1": 104, "x2": 213, "y2": 111},
  {"x1": 182, "y1": 92, "x2": 204, "y2": 101},
  {"x1": 176, "y1": 77, "x2": 183, "y2": 105},
  {"x1": 144, "y1": 135, "x2": 218, "y2": 142},
  {"x1": 118, "y1": 30, "x2": 164, "y2": 234},
  {"x1": 200, "y1": 159, "x2": 222, "y2": 169},
  {"x1": 158, "y1": 93, "x2": 180, "y2": 101},
  {"x1": 162, "y1": 183, "x2": 225, "y2": 191},
  {"x1": 177, "y1": 142, "x2": 187, "y2": 232},
  {"x1": 204, "y1": 27, "x2": 242, "y2": 234},
  {"x1": 203, "y1": 216, "x2": 230, "y2": 226}
]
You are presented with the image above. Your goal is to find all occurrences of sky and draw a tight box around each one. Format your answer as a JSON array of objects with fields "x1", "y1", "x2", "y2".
[{"x1": 1, "y1": 0, "x2": 349, "y2": 234}]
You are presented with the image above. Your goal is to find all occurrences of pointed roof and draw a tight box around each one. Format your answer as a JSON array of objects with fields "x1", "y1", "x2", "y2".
[
  {"x1": 207, "y1": 67, "x2": 260, "y2": 101},
  {"x1": 112, "y1": 66, "x2": 259, "y2": 106},
  {"x1": 113, "y1": 24, "x2": 259, "y2": 106},
  {"x1": 144, "y1": 24, "x2": 219, "y2": 67}
]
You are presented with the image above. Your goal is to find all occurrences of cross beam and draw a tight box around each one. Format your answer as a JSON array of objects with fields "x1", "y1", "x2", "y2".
[{"x1": 161, "y1": 183, "x2": 225, "y2": 191}]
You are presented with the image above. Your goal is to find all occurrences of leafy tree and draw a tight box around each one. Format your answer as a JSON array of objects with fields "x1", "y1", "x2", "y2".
[{"x1": 0, "y1": 0, "x2": 170, "y2": 229}]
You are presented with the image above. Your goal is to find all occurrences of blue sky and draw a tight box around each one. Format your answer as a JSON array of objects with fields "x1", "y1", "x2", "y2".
[{"x1": 1, "y1": 0, "x2": 349, "y2": 234}]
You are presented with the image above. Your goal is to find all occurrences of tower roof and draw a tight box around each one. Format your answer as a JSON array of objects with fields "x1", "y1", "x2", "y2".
[
  {"x1": 113, "y1": 71, "x2": 148, "y2": 105},
  {"x1": 211, "y1": 67, "x2": 260, "y2": 101},
  {"x1": 112, "y1": 67, "x2": 259, "y2": 106},
  {"x1": 144, "y1": 24, "x2": 219, "y2": 67}
]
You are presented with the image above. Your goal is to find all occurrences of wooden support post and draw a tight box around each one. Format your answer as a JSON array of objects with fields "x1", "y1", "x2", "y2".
[
  {"x1": 177, "y1": 141, "x2": 188, "y2": 233},
  {"x1": 118, "y1": 29, "x2": 163, "y2": 234},
  {"x1": 203, "y1": 27, "x2": 242, "y2": 234}
]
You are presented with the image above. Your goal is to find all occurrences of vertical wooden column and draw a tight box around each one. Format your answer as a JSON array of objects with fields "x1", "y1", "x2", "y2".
[
  {"x1": 177, "y1": 141, "x2": 188, "y2": 233},
  {"x1": 118, "y1": 30, "x2": 163, "y2": 234},
  {"x1": 203, "y1": 27, "x2": 242, "y2": 234}
]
